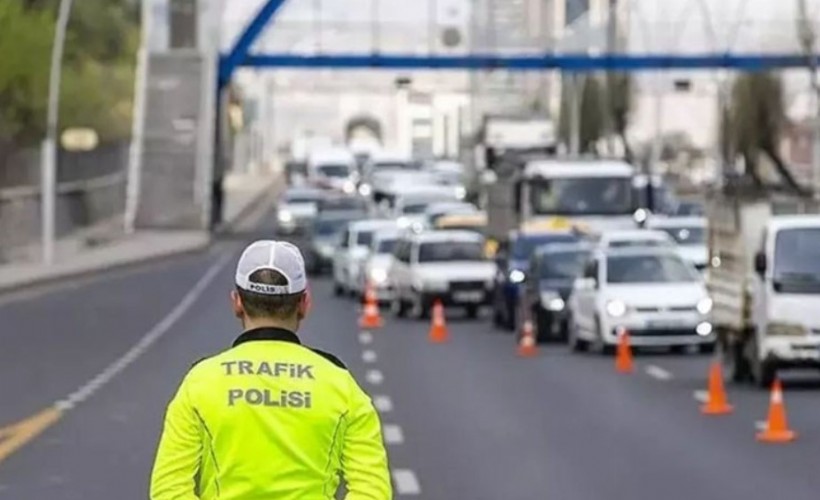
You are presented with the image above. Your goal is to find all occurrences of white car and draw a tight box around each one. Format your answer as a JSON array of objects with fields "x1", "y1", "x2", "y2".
[
  {"x1": 360, "y1": 151, "x2": 416, "y2": 199},
  {"x1": 595, "y1": 229, "x2": 676, "y2": 250},
  {"x1": 332, "y1": 219, "x2": 397, "y2": 296},
  {"x1": 389, "y1": 231, "x2": 495, "y2": 319},
  {"x1": 307, "y1": 148, "x2": 358, "y2": 194},
  {"x1": 357, "y1": 228, "x2": 402, "y2": 302},
  {"x1": 276, "y1": 187, "x2": 324, "y2": 234},
  {"x1": 647, "y1": 216, "x2": 708, "y2": 270},
  {"x1": 392, "y1": 185, "x2": 462, "y2": 230},
  {"x1": 567, "y1": 247, "x2": 715, "y2": 352}
]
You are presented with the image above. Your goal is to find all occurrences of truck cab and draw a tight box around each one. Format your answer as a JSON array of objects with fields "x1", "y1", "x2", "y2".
[
  {"x1": 518, "y1": 159, "x2": 638, "y2": 234},
  {"x1": 709, "y1": 196, "x2": 820, "y2": 386}
]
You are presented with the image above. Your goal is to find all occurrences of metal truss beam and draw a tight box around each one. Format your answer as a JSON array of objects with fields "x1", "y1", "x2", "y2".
[
  {"x1": 219, "y1": 0, "x2": 289, "y2": 86},
  {"x1": 225, "y1": 52, "x2": 818, "y2": 71}
]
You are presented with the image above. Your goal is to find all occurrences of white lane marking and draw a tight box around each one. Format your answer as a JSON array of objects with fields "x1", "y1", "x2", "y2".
[
  {"x1": 383, "y1": 424, "x2": 404, "y2": 444},
  {"x1": 644, "y1": 365, "x2": 672, "y2": 381},
  {"x1": 392, "y1": 469, "x2": 421, "y2": 495},
  {"x1": 692, "y1": 390, "x2": 709, "y2": 404},
  {"x1": 373, "y1": 395, "x2": 393, "y2": 413},
  {"x1": 359, "y1": 331, "x2": 374, "y2": 344},
  {"x1": 755, "y1": 420, "x2": 768, "y2": 431},
  {"x1": 365, "y1": 369, "x2": 384, "y2": 385},
  {"x1": 55, "y1": 252, "x2": 233, "y2": 411},
  {"x1": 362, "y1": 350, "x2": 378, "y2": 363}
]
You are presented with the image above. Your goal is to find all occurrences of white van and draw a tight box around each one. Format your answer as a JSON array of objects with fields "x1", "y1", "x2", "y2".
[{"x1": 307, "y1": 149, "x2": 357, "y2": 194}]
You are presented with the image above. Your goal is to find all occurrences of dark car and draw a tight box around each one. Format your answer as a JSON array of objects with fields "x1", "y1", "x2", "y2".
[
  {"x1": 305, "y1": 211, "x2": 364, "y2": 274},
  {"x1": 492, "y1": 230, "x2": 581, "y2": 331},
  {"x1": 318, "y1": 194, "x2": 369, "y2": 216},
  {"x1": 520, "y1": 242, "x2": 592, "y2": 342}
]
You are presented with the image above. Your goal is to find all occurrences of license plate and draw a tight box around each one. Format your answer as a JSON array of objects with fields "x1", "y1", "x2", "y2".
[
  {"x1": 646, "y1": 320, "x2": 686, "y2": 329},
  {"x1": 453, "y1": 291, "x2": 484, "y2": 303}
]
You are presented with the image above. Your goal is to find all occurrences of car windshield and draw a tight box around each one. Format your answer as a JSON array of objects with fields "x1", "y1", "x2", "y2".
[
  {"x1": 657, "y1": 226, "x2": 705, "y2": 245},
  {"x1": 374, "y1": 161, "x2": 414, "y2": 170},
  {"x1": 317, "y1": 164, "x2": 350, "y2": 178},
  {"x1": 607, "y1": 239, "x2": 671, "y2": 249},
  {"x1": 285, "y1": 192, "x2": 322, "y2": 204},
  {"x1": 418, "y1": 241, "x2": 484, "y2": 262},
  {"x1": 632, "y1": 185, "x2": 676, "y2": 213},
  {"x1": 314, "y1": 218, "x2": 350, "y2": 236},
  {"x1": 607, "y1": 254, "x2": 698, "y2": 284},
  {"x1": 773, "y1": 228, "x2": 820, "y2": 294},
  {"x1": 540, "y1": 250, "x2": 590, "y2": 280},
  {"x1": 320, "y1": 198, "x2": 366, "y2": 212},
  {"x1": 402, "y1": 203, "x2": 429, "y2": 214},
  {"x1": 356, "y1": 230, "x2": 374, "y2": 247},
  {"x1": 675, "y1": 201, "x2": 705, "y2": 216},
  {"x1": 376, "y1": 238, "x2": 397, "y2": 254},
  {"x1": 530, "y1": 177, "x2": 632, "y2": 216},
  {"x1": 512, "y1": 233, "x2": 578, "y2": 260}
]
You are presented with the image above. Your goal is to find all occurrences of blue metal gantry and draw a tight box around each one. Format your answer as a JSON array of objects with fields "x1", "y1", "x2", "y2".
[{"x1": 218, "y1": 0, "x2": 818, "y2": 87}]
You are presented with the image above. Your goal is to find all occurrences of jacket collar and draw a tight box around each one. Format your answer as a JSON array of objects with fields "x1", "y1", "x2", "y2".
[{"x1": 233, "y1": 327, "x2": 301, "y2": 348}]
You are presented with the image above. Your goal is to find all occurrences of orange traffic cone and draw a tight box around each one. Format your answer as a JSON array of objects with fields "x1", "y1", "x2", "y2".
[
  {"x1": 517, "y1": 319, "x2": 539, "y2": 358},
  {"x1": 756, "y1": 379, "x2": 796, "y2": 443},
  {"x1": 358, "y1": 283, "x2": 384, "y2": 329},
  {"x1": 428, "y1": 300, "x2": 449, "y2": 343},
  {"x1": 700, "y1": 362, "x2": 734, "y2": 415},
  {"x1": 615, "y1": 329, "x2": 634, "y2": 374}
]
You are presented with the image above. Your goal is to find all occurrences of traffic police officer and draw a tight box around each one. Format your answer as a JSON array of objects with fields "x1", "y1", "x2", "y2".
[{"x1": 150, "y1": 240, "x2": 392, "y2": 499}]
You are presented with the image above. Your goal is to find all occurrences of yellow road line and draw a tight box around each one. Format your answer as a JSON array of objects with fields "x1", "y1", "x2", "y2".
[{"x1": 0, "y1": 407, "x2": 62, "y2": 464}]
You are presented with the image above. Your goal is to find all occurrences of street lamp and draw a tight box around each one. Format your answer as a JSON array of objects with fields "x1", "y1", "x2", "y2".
[{"x1": 41, "y1": 0, "x2": 75, "y2": 264}]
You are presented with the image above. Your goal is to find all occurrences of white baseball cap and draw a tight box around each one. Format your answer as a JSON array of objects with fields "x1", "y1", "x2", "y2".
[{"x1": 235, "y1": 240, "x2": 307, "y2": 295}]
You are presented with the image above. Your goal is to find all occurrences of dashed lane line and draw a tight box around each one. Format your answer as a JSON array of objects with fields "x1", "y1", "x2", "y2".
[
  {"x1": 392, "y1": 469, "x2": 421, "y2": 495},
  {"x1": 383, "y1": 424, "x2": 404, "y2": 445},
  {"x1": 693, "y1": 390, "x2": 709, "y2": 403},
  {"x1": 362, "y1": 350, "x2": 378, "y2": 363},
  {"x1": 0, "y1": 251, "x2": 233, "y2": 465},
  {"x1": 358, "y1": 331, "x2": 374, "y2": 345},
  {"x1": 366, "y1": 369, "x2": 384, "y2": 385},
  {"x1": 645, "y1": 365, "x2": 673, "y2": 381},
  {"x1": 373, "y1": 395, "x2": 393, "y2": 413}
]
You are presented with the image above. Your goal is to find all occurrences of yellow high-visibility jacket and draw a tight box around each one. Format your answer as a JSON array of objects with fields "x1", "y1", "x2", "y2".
[{"x1": 150, "y1": 327, "x2": 392, "y2": 500}]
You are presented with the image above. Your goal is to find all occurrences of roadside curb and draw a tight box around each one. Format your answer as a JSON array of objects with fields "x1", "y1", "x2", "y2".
[{"x1": 215, "y1": 173, "x2": 282, "y2": 235}]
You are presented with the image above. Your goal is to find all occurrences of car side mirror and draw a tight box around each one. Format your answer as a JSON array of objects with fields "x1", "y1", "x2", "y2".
[{"x1": 754, "y1": 252, "x2": 767, "y2": 277}]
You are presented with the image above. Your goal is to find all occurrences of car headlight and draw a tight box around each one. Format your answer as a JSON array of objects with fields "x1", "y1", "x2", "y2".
[
  {"x1": 397, "y1": 216, "x2": 411, "y2": 228},
  {"x1": 696, "y1": 297, "x2": 713, "y2": 315},
  {"x1": 278, "y1": 210, "x2": 293, "y2": 223},
  {"x1": 455, "y1": 186, "x2": 467, "y2": 200},
  {"x1": 696, "y1": 322, "x2": 713, "y2": 336},
  {"x1": 369, "y1": 268, "x2": 388, "y2": 285},
  {"x1": 766, "y1": 321, "x2": 808, "y2": 337},
  {"x1": 509, "y1": 269, "x2": 526, "y2": 284},
  {"x1": 606, "y1": 300, "x2": 627, "y2": 318},
  {"x1": 358, "y1": 183, "x2": 372, "y2": 196},
  {"x1": 343, "y1": 181, "x2": 356, "y2": 194},
  {"x1": 540, "y1": 291, "x2": 565, "y2": 312}
]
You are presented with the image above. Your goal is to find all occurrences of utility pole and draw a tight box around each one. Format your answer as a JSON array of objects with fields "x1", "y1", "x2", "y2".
[{"x1": 41, "y1": 0, "x2": 75, "y2": 264}]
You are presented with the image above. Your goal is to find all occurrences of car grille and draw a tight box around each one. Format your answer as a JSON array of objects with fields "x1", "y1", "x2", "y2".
[
  {"x1": 449, "y1": 281, "x2": 485, "y2": 292},
  {"x1": 634, "y1": 306, "x2": 696, "y2": 313},
  {"x1": 619, "y1": 328, "x2": 698, "y2": 337}
]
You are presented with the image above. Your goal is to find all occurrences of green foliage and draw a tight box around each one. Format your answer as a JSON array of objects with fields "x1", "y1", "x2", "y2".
[
  {"x1": 0, "y1": 0, "x2": 138, "y2": 150},
  {"x1": 606, "y1": 72, "x2": 633, "y2": 160},
  {"x1": 559, "y1": 74, "x2": 623, "y2": 155},
  {"x1": 726, "y1": 72, "x2": 804, "y2": 192},
  {"x1": 0, "y1": 1, "x2": 53, "y2": 144},
  {"x1": 579, "y1": 76, "x2": 604, "y2": 153}
]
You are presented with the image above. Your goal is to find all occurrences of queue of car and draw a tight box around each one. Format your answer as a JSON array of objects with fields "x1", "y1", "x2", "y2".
[{"x1": 278, "y1": 147, "x2": 714, "y2": 358}]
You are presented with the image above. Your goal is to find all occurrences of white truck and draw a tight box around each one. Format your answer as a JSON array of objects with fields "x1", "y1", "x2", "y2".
[{"x1": 709, "y1": 194, "x2": 820, "y2": 386}]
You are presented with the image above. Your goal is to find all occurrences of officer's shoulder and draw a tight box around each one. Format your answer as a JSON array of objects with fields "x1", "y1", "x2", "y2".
[{"x1": 307, "y1": 347, "x2": 348, "y2": 370}]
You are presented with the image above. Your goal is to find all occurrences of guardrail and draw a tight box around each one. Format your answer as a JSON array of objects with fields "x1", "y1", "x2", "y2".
[{"x1": 0, "y1": 172, "x2": 126, "y2": 256}]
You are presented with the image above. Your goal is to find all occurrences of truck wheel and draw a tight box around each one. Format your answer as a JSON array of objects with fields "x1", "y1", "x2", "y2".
[
  {"x1": 721, "y1": 336, "x2": 751, "y2": 383},
  {"x1": 465, "y1": 305, "x2": 478, "y2": 319},
  {"x1": 535, "y1": 310, "x2": 551, "y2": 343}
]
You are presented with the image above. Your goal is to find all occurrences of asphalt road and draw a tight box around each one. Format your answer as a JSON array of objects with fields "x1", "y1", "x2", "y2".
[{"x1": 2, "y1": 212, "x2": 820, "y2": 499}]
